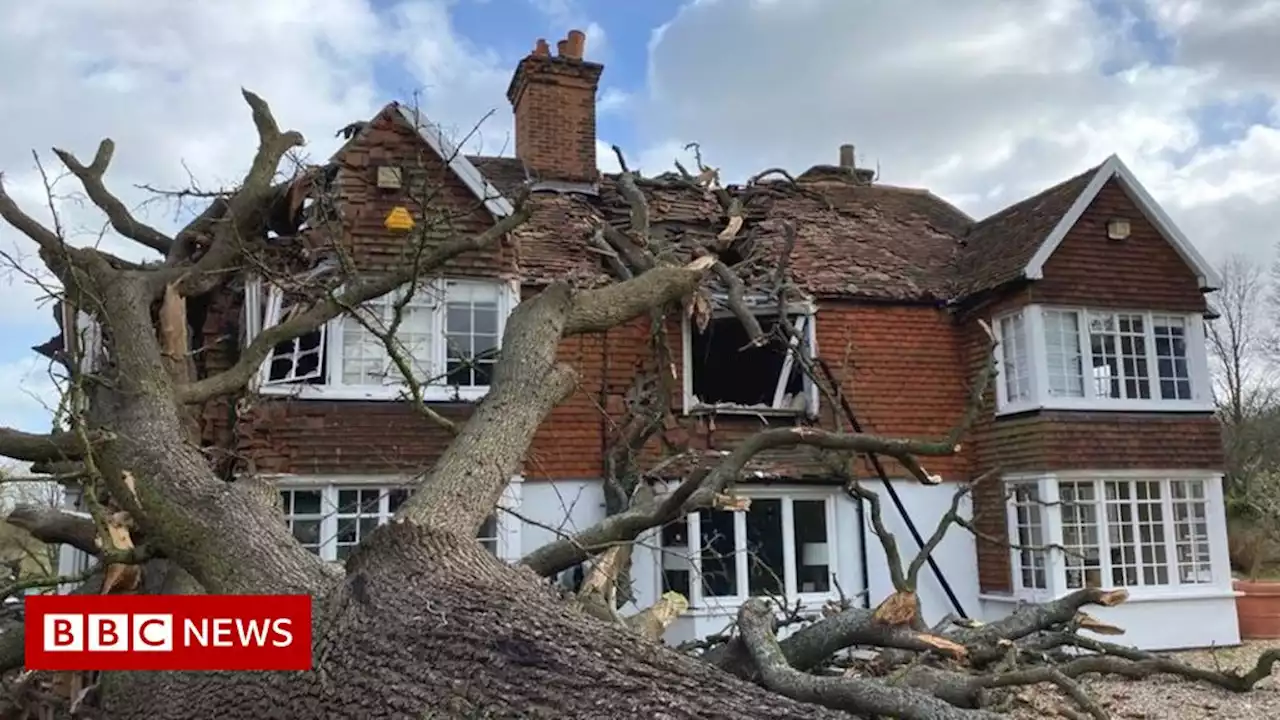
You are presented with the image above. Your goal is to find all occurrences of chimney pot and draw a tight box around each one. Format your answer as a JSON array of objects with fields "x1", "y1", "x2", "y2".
[
  {"x1": 839, "y1": 144, "x2": 855, "y2": 169},
  {"x1": 534, "y1": 38, "x2": 550, "y2": 57},
  {"x1": 565, "y1": 29, "x2": 586, "y2": 59},
  {"x1": 556, "y1": 39, "x2": 569, "y2": 56}
]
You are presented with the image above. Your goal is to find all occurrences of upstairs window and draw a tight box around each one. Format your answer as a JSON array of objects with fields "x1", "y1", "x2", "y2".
[
  {"x1": 244, "y1": 277, "x2": 514, "y2": 401},
  {"x1": 993, "y1": 305, "x2": 1208, "y2": 414},
  {"x1": 683, "y1": 298, "x2": 819, "y2": 416}
]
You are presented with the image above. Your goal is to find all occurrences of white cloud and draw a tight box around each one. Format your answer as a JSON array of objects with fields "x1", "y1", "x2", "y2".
[
  {"x1": 0, "y1": 356, "x2": 63, "y2": 435},
  {"x1": 0, "y1": 0, "x2": 530, "y2": 432},
  {"x1": 637, "y1": 0, "x2": 1280, "y2": 273}
]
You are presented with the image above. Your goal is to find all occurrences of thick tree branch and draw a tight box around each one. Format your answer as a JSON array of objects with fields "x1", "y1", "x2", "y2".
[
  {"x1": 521, "y1": 466, "x2": 709, "y2": 577},
  {"x1": 736, "y1": 599, "x2": 1000, "y2": 720},
  {"x1": 0, "y1": 175, "x2": 65, "y2": 255},
  {"x1": 0, "y1": 428, "x2": 97, "y2": 464},
  {"x1": 5, "y1": 504, "x2": 98, "y2": 555},
  {"x1": 706, "y1": 602, "x2": 966, "y2": 679},
  {"x1": 401, "y1": 257, "x2": 714, "y2": 538},
  {"x1": 155, "y1": 89, "x2": 307, "y2": 293},
  {"x1": 51, "y1": 140, "x2": 173, "y2": 254},
  {"x1": 176, "y1": 203, "x2": 530, "y2": 403},
  {"x1": 524, "y1": 393, "x2": 983, "y2": 578}
]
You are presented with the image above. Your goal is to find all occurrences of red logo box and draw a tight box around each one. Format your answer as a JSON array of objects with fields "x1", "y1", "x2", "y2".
[{"x1": 24, "y1": 594, "x2": 312, "y2": 671}]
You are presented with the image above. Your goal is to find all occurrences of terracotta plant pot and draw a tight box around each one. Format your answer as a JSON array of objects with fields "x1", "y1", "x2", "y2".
[{"x1": 1234, "y1": 578, "x2": 1280, "y2": 639}]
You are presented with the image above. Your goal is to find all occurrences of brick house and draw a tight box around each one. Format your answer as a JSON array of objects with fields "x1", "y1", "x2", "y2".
[{"x1": 57, "y1": 29, "x2": 1235, "y2": 651}]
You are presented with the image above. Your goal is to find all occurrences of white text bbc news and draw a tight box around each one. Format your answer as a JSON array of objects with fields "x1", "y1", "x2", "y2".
[{"x1": 43, "y1": 614, "x2": 295, "y2": 652}]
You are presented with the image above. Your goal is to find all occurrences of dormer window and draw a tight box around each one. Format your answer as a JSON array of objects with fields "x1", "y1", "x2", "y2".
[
  {"x1": 993, "y1": 305, "x2": 1211, "y2": 415},
  {"x1": 244, "y1": 277, "x2": 516, "y2": 402}
]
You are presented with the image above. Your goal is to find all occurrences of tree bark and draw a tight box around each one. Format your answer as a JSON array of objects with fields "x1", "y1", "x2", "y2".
[{"x1": 98, "y1": 525, "x2": 857, "y2": 720}]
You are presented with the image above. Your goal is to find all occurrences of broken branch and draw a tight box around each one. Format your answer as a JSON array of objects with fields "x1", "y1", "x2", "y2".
[{"x1": 52, "y1": 140, "x2": 173, "y2": 254}]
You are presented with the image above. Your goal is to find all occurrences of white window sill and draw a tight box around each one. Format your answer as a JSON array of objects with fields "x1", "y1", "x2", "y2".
[
  {"x1": 683, "y1": 404, "x2": 809, "y2": 418},
  {"x1": 979, "y1": 586, "x2": 1238, "y2": 605},
  {"x1": 258, "y1": 384, "x2": 490, "y2": 403},
  {"x1": 995, "y1": 398, "x2": 1215, "y2": 417}
]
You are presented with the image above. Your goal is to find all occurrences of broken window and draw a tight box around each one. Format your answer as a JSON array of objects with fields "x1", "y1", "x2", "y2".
[
  {"x1": 687, "y1": 309, "x2": 815, "y2": 414},
  {"x1": 261, "y1": 289, "x2": 327, "y2": 386}
]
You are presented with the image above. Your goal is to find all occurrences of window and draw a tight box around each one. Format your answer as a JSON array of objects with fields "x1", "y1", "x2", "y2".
[
  {"x1": 245, "y1": 277, "x2": 514, "y2": 401},
  {"x1": 1008, "y1": 475, "x2": 1220, "y2": 596},
  {"x1": 998, "y1": 312, "x2": 1031, "y2": 403},
  {"x1": 683, "y1": 298, "x2": 819, "y2": 416},
  {"x1": 658, "y1": 492, "x2": 837, "y2": 608},
  {"x1": 1011, "y1": 485, "x2": 1047, "y2": 591},
  {"x1": 278, "y1": 481, "x2": 520, "y2": 562},
  {"x1": 993, "y1": 305, "x2": 1209, "y2": 413}
]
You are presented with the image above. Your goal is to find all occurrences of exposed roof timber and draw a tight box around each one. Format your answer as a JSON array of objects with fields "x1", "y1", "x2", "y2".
[{"x1": 1023, "y1": 154, "x2": 1221, "y2": 291}]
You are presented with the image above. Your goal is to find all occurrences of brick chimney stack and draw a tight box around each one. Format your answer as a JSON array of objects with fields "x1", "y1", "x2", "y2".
[{"x1": 506, "y1": 29, "x2": 604, "y2": 184}]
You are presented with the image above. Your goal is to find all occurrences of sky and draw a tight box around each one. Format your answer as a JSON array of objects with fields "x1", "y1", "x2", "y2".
[{"x1": 0, "y1": 0, "x2": 1278, "y2": 441}]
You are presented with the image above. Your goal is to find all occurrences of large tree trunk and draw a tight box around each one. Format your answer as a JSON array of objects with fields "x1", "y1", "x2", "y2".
[{"x1": 98, "y1": 525, "x2": 856, "y2": 720}]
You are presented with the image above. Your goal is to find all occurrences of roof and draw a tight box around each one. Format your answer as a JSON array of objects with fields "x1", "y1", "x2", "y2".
[
  {"x1": 470, "y1": 157, "x2": 977, "y2": 301},
  {"x1": 950, "y1": 163, "x2": 1100, "y2": 297},
  {"x1": 466, "y1": 153, "x2": 1217, "y2": 301},
  {"x1": 330, "y1": 106, "x2": 1217, "y2": 301}
]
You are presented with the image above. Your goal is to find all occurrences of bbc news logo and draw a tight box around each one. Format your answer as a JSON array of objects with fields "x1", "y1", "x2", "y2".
[{"x1": 24, "y1": 594, "x2": 311, "y2": 671}]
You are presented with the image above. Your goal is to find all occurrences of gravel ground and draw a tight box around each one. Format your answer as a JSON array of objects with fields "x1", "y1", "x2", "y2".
[{"x1": 1005, "y1": 640, "x2": 1280, "y2": 719}]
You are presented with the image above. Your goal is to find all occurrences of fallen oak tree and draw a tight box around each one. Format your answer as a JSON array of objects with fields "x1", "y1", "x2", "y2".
[{"x1": 0, "y1": 90, "x2": 1272, "y2": 720}]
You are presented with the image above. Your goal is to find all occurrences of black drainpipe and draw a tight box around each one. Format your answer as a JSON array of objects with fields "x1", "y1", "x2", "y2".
[{"x1": 816, "y1": 359, "x2": 968, "y2": 619}]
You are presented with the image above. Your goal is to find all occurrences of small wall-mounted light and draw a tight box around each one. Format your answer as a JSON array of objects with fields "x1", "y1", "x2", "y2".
[
  {"x1": 1106, "y1": 217, "x2": 1131, "y2": 241},
  {"x1": 376, "y1": 165, "x2": 403, "y2": 190}
]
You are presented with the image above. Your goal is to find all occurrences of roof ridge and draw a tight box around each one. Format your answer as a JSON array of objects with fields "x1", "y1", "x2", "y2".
[{"x1": 970, "y1": 160, "x2": 1106, "y2": 228}]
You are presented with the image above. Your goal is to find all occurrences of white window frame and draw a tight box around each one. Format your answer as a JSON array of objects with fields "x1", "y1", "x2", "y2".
[
  {"x1": 59, "y1": 302, "x2": 104, "y2": 375},
  {"x1": 681, "y1": 296, "x2": 820, "y2": 417},
  {"x1": 992, "y1": 304, "x2": 1213, "y2": 415},
  {"x1": 245, "y1": 276, "x2": 518, "y2": 402},
  {"x1": 655, "y1": 486, "x2": 841, "y2": 613},
  {"x1": 273, "y1": 474, "x2": 523, "y2": 562},
  {"x1": 1001, "y1": 471, "x2": 1230, "y2": 602}
]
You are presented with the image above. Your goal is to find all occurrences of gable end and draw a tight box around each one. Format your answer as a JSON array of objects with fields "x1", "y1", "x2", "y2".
[
  {"x1": 332, "y1": 104, "x2": 516, "y2": 219},
  {"x1": 1022, "y1": 155, "x2": 1220, "y2": 291}
]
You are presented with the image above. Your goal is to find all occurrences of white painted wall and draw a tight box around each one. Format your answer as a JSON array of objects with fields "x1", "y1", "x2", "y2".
[
  {"x1": 52, "y1": 475, "x2": 1242, "y2": 651},
  {"x1": 979, "y1": 593, "x2": 1240, "y2": 651},
  {"x1": 852, "y1": 479, "x2": 981, "y2": 628}
]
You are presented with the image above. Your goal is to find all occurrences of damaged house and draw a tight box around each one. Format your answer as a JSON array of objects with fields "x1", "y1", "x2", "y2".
[{"x1": 55, "y1": 28, "x2": 1233, "y2": 651}]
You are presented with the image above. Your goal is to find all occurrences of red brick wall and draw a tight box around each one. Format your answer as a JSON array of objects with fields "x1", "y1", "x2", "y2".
[
  {"x1": 815, "y1": 303, "x2": 971, "y2": 481},
  {"x1": 525, "y1": 301, "x2": 974, "y2": 481},
  {"x1": 1031, "y1": 178, "x2": 1207, "y2": 313},
  {"x1": 959, "y1": 181, "x2": 1221, "y2": 592},
  {"x1": 330, "y1": 107, "x2": 515, "y2": 279}
]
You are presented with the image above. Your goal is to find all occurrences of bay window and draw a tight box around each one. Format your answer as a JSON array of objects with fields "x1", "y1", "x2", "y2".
[
  {"x1": 1005, "y1": 473, "x2": 1225, "y2": 598},
  {"x1": 244, "y1": 276, "x2": 515, "y2": 401},
  {"x1": 658, "y1": 492, "x2": 838, "y2": 609},
  {"x1": 994, "y1": 305, "x2": 1211, "y2": 414}
]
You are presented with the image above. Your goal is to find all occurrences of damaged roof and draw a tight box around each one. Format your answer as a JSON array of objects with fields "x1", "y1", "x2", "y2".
[
  {"x1": 467, "y1": 153, "x2": 1193, "y2": 303},
  {"x1": 329, "y1": 105, "x2": 1215, "y2": 303},
  {"x1": 471, "y1": 156, "x2": 980, "y2": 302}
]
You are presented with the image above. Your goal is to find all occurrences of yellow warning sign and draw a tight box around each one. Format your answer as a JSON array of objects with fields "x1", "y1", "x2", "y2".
[{"x1": 384, "y1": 206, "x2": 414, "y2": 231}]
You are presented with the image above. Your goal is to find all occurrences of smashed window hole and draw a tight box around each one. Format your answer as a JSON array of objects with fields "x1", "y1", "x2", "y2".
[
  {"x1": 267, "y1": 328, "x2": 326, "y2": 384},
  {"x1": 689, "y1": 314, "x2": 810, "y2": 412}
]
